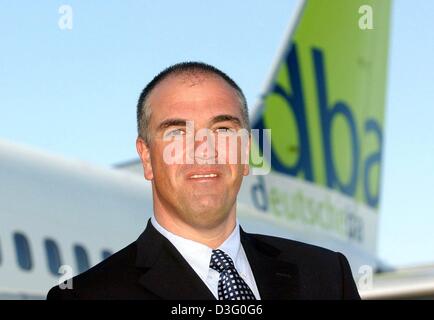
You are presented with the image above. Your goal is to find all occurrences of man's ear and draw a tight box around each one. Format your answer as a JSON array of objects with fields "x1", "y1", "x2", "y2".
[{"x1": 136, "y1": 137, "x2": 154, "y2": 180}]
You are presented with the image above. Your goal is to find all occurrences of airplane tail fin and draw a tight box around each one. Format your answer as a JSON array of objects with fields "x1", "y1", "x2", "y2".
[{"x1": 247, "y1": 0, "x2": 392, "y2": 266}]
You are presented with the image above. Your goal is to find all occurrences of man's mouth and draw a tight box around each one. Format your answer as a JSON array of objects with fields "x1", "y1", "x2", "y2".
[
  {"x1": 186, "y1": 170, "x2": 221, "y2": 181},
  {"x1": 190, "y1": 173, "x2": 218, "y2": 179}
]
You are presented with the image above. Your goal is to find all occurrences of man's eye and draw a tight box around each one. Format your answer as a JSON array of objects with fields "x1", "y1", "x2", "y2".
[
  {"x1": 165, "y1": 128, "x2": 185, "y2": 137},
  {"x1": 215, "y1": 127, "x2": 235, "y2": 134}
]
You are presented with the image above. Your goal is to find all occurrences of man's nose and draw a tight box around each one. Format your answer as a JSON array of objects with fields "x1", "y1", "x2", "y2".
[{"x1": 188, "y1": 129, "x2": 218, "y2": 164}]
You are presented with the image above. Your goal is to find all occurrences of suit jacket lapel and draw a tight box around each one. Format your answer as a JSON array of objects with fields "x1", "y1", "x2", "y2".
[
  {"x1": 240, "y1": 228, "x2": 300, "y2": 300},
  {"x1": 135, "y1": 220, "x2": 215, "y2": 300}
]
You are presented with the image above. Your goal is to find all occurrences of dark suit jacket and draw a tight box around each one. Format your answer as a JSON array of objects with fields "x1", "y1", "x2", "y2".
[{"x1": 47, "y1": 219, "x2": 360, "y2": 300}]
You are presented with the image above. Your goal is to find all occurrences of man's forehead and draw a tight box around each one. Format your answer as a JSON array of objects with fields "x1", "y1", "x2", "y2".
[{"x1": 153, "y1": 104, "x2": 243, "y2": 128}]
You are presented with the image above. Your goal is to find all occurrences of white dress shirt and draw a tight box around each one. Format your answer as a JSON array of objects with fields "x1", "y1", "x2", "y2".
[{"x1": 151, "y1": 216, "x2": 261, "y2": 300}]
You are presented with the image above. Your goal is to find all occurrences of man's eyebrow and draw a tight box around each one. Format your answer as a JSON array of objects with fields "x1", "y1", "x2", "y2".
[
  {"x1": 210, "y1": 114, "x2": 242, "y2": 126},
  {"x1": 157, "y1": 118, "x2": 187, "y2": 131}
]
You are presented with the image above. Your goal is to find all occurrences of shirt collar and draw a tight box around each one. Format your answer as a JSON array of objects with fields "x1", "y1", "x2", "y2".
[
  {"x1": 216, "y1": 222, "x2": 241, "y2": 264},
  {"x1": 151, "y1": 216, "x2": 241, "y2": 281}
]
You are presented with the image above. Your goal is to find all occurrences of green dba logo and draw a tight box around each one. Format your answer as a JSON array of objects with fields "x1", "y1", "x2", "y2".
[{"x1": 252, "y1": 44, "x2": 383, "y2": 208}]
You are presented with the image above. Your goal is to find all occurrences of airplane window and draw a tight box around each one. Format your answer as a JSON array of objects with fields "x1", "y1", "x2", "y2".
[
  {"x1": 44, "y1": 239, "x2": 62, "y2": 275},
  {"x1": 101, "y1": 250, "x2": 112, "y2": 260},
  {"x1": 13, "y1": 233, "x2": 33, "y2": 271},
  {"x1": 73, "y1": 245, "x2": 90, "y2": 274}
]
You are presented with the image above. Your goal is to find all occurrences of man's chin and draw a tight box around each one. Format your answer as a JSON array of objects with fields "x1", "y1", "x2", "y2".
[
  {"x1": 186, "y1": 207, "x2": 232, "y2": 230},
  {"x1": 187, "y1": 192, "x2": 225, "y2": 208}
]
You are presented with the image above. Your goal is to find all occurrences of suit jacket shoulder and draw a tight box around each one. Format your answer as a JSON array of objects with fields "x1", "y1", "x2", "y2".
[
  {"x1": 47, "y1": 242, "x2": 143, "y2": 300},
  {"x1": 242, "y1": 231, "x2": 361, "y2": 300},
  {"x1": 47, "y1": 221, "x2": 215, "y2": 300}
]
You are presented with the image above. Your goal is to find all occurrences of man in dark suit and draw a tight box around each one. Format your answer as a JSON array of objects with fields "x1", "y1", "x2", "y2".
[{"x1": 47, "y1": 62, "x2": 360, "y2": 300}]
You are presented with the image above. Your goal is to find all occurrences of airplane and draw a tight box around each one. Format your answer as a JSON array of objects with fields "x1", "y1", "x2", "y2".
[{"x1": 1, "y1": 0, "x2": 433, "y2": 299}]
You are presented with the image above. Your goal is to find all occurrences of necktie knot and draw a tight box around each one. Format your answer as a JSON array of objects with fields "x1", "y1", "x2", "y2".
[{"x1": 209, "y1": 249, "x2": 234, "y2": 273}]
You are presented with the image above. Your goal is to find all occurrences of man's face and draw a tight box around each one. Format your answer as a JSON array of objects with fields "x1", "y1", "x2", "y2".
[{"x1": 136, "y1": 74, "x2": 249, "y2": 230}]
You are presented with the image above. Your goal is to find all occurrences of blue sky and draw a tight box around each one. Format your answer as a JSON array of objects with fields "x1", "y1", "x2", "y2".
[{"x1": 1, "y1": 0, "x2": 433, "y2": 267}]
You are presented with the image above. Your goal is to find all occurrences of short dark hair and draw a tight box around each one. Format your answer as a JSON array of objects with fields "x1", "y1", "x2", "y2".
[{"x1": 136, "y1": 61, "x2": 249, "y2": 144}]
